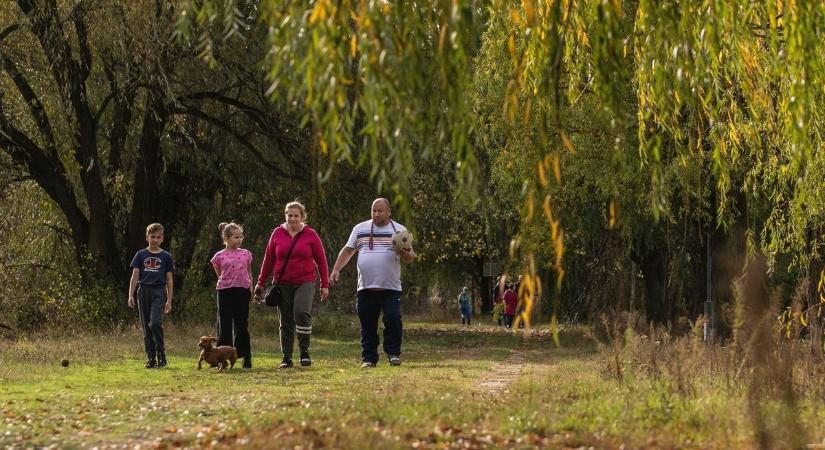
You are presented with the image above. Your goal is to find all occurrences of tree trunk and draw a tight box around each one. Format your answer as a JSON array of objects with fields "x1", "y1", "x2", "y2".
[
  {"x1": 127, "y1": 96, "x2": 167, "y2": 257},
  {"x1": 640, "y1": 248, "x2": 668, "y2": 325}
]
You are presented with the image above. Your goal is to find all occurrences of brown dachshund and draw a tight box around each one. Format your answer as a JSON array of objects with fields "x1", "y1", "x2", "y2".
[{"x1": 197, "y1": 336, "x2": 237, "y2": 371}]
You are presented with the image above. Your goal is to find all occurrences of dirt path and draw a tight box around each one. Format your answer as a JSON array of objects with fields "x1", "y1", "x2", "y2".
[{"x1": 477, "y1": 350, "x2": 526, "y2": 396}]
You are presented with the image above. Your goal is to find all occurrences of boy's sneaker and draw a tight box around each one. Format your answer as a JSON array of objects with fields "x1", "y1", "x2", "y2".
[
  {"x1": 157, "y1": 352, "x2": 167, "y2": 368},
  {"x1": 299, "y1": 351, "x2": 311, "y2": 367},
  {"x1": 360, "y1": 361, "x2": 377, "y2": 369},
  {"x1": 144, "y1": 359, "x2": 157, "y2": 369},
  {"x1": 277, "y1": 359, "x2": 293, "y2": 369},
  {"x1": 388, "y1": 355, "x2": 402, "y2": 366},
  {"x1": 242, "y1": 356, "x2": 252, "y2": 369}
]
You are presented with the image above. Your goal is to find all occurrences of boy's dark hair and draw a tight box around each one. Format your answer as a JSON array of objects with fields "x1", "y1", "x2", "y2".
[{"x1": 146, "y1": 223, "x2": 164, "y2": 235}]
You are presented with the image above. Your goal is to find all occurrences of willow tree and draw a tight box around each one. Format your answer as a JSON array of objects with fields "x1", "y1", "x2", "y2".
[{"x1": 183, "y1": 0, "x2": 824, "y2": 327}]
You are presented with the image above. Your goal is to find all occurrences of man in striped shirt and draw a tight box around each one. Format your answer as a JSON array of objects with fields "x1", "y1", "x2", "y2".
[{"x1": 330, "y1": 198, "x2": 416, "y2": 368}]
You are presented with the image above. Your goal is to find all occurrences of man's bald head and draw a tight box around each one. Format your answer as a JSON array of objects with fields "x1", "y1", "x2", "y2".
[
  {"x1": 371, "y1": 198, "x2": 391, "y2": 226},
  {"x1": 372, "y1": 198, "x2": 390, "y2": 209}
]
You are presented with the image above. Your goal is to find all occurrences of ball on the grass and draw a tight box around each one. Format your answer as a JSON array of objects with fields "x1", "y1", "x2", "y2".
[
  {"x1": 61, "y1": 358, "x2": 69, "y2": 367},
  {"x1": 391, "y1": 229, "x2": 413, "y2": 251}
]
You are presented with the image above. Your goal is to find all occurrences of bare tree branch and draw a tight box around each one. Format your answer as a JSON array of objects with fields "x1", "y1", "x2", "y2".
[{"x1": 170, "y1": 105, "x2": 297, "y2": 180}]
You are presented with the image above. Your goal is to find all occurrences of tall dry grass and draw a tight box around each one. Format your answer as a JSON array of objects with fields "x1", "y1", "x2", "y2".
[{"x1": 594, "y1": 256, "x2": 823, "y2": 448}]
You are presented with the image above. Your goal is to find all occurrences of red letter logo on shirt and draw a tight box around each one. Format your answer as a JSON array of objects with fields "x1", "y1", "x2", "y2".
[{"x1": 144, "y1": 257, "x2": 162, "y2": 271}]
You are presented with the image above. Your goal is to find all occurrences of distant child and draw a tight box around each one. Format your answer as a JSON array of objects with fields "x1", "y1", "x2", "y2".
[
  {"x1": 210, "y1": 222, "x2": 253, "y2": 369},
  {"x1": 503, "y1": 284, "x2": 517, "y2": 328},
  {"x1": 128, "y1": 223, "x2": 175, "y2": 368},
  {"x1": 493, "y1": 277, "x2": 504, "y2": 326},
  {"x1": 458, "y1": 287, "x2": 472, "y2": 326}
]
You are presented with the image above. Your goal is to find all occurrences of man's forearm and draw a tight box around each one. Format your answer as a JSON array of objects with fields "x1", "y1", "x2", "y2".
[{"x1": 331, "y1": 247, "x2": 355, "y2": 273}]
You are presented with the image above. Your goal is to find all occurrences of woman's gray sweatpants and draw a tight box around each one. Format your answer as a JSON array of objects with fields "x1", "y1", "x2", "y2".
[{"x1": 277, "y1": 282, "x2": 316, "y2": 358}]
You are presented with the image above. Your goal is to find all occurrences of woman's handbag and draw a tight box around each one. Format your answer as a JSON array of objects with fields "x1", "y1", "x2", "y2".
[
  {"x1": 264, "y1": 284, "x2": 282, "y2": 307},
  {"x1": 263, "y1": 228, "x2": 305, "y2": 308}
]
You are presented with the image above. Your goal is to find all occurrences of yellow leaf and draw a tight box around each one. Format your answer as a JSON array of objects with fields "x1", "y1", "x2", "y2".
[
  {"x1": 551, "y1": 313, "x2": 560, "y2": 347},
  {"x1": 801, "y1": 311, "x2": 808, "y2": 327},
  {"x1": 510, "y1": 9, "x2": 522, "y2": 26},
  {"x1": 350, "y1": 34, "x2": 357, "y2": 57},
  {"x1": 524, "y1": 98, "x2": 532, "y2": 123},
  {"x1": 508, "y1": 35, "x2": 517, "y2": 60},
  {"x1": 537, "y1": 160, "x2": 548, "y2": 187},
  {"x1": 524, "y1": 0, "x2": 536, "y2": 24},
  {"x1": 608, "y1": 200, "x2": 617, "y2": 229},
  {"x1": 438, "y1": 23, "x2": 448, "y2": 54},
  {"x1": 560, "y1": 132, "x2": 576, "y2": 153},
  {"x1": 543, "y1": 195, "x2": 552, "y2": 221},
  {"x1": 526, "y1": 195, "x2": 535, "y2": 222},
  {"x1": 555, "y1": 267, "x2": 565, "y2": 292},
  {"x1": 309, "y1": 0, "x2": 328, "y2": 24},
  {"x1": 611, "y1": 0, "x2": 622, "y2": 17},
  {"x1": 554, "y1": 231, "x2": 564, "y2": 264},
  {"x1": 552, "y1": 154, "x2": 561, "y2": 183}
]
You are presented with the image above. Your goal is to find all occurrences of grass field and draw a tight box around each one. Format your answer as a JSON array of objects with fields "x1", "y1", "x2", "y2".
[{"x1": 2, "y1": 312, "x2": 824, "y2": 449}]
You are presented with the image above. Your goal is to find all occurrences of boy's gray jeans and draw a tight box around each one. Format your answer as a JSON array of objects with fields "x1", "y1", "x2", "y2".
[{"x1": 137, "y1": 284, "x2": 166, "y2": 360}]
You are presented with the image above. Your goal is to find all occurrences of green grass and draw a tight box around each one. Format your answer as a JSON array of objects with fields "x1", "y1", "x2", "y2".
[{"x1": 1, "y1": 316, "x2": 822, "y2": 448}]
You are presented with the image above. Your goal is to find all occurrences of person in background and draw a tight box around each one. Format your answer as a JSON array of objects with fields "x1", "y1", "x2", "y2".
[
  {"x1": 458, "y1": 286, "x2": 472, "y2": 326},
  {"x1": 492, "y1": 276, "x2": 504, "y2": 326},
  {"x1": 503, "y1": 283, "x2": 518, "y2": 328}
]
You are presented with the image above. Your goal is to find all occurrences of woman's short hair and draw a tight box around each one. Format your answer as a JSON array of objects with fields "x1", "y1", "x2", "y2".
[{"x1": 284, "y1": 201, "x2": 307, "y2": 219}]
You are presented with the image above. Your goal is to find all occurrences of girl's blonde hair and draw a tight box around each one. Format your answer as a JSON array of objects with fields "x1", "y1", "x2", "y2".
[
  {"x1": 284, "y1": 201, "x2": 307, "y2": 220},
  {"x1": 218, "y1": 222, "x2": 243, "y2": 240}
]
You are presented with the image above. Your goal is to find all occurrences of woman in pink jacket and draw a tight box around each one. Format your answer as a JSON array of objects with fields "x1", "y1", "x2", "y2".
[
  {"x1": 503, "y1": 284, "x2": 518, "y2": 329},
  {"x1": 254, "y1": 201, "x2": 329, "y2": 368}
]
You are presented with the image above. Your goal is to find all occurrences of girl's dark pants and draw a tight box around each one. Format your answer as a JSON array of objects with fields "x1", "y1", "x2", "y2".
[
  {"x1": 356, "y1": 289, "x2": 402, "y2": 363},
  {"x1": 216, "y1": 287, "x2": 251, "y2": 358},
  {"x1": 137, "y1": 284, "x2": 167, "y2": 360}
]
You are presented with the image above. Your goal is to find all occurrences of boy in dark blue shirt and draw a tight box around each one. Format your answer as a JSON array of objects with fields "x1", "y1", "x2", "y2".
[{"x1": 128, "y1": 223, "x2": 175, "y2": 368}]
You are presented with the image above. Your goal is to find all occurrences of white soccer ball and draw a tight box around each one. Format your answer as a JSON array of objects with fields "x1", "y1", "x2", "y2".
[{"x1": 392, "y1": 229, "x2": 413, "y2": 251}]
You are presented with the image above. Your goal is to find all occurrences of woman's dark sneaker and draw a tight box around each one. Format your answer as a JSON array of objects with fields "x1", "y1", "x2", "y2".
[
  {"x1": 144, "y1": 359, "x2": 157, "y2": 369},
  {"x1": 299, "y1": 350, "x2": 311, "y2": 367},
  {"x1": 360, "y1": 361, "x2": 377, "y2": 369},
  {"x1": 388, "y1": 355, "x2": 402, "y2": 366},
  {"x1": 157, "y1": 352, "x2": 167, "y2": 368},
  {"x1": 278, "y1": 359, "x2": 293, "y2": 369},
  {"x1": 243, "y1": 356, "x2": 252, "y2": 369}
]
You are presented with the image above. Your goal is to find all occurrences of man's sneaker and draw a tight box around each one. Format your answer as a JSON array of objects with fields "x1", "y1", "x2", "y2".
[
  {"x1": 360, "y1": 361, "x2": 377, "y2": 369},
  {"x1": 299, "y1": 351, "x2": 311, "y2": 367},
  {"x1": 144, "y1": 359, "x2": 157, "y2": 369},
  {"x1": 157, "y1": 352, "x2": 167, "y2": 368},
  {"x1": 278, "y1": 359, "x2": 293, "y2": 369},
  {"x1": 388, "y1": 355, "x2": 402, "y2": 366},
  {"x1": 242, "y1": 356, "x2": 252, "y2": 369}
]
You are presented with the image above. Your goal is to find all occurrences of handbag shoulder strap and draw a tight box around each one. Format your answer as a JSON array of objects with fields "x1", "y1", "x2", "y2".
[{"x1": 275, "y1": 227, "x2": 305, "y2": 283}]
